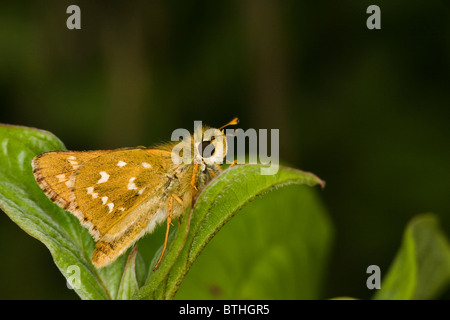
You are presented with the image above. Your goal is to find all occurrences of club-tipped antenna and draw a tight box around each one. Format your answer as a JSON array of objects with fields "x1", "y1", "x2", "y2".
[{"x1": 219, "y1": 117, "x2": 239, "y2": 130}]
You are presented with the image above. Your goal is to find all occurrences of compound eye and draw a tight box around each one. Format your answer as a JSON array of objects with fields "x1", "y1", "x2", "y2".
[{"x1": 199, "y1": 140, "x2": 215, "y2": 158}]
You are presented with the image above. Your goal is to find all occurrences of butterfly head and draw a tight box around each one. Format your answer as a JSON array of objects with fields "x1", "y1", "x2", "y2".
[{"x1": 194, "y1": 117, "x2": 239, "y2": 170}]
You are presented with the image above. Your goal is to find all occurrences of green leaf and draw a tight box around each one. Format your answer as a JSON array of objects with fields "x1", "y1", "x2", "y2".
[
  {"x1": 174, "y1": 185, "x2": 333, "y2": 299},
  {"x1": 374, "y1": 214, "x2": 450, "y2": 300},
  {"x1": 134, "y1": 164, "x2": 326, "y2": 300},
  {"x1": 0, "y1": 124, "x2": 130, "y2": 300},
  {"x1": 116, "y1": 247, "x2": 140, "y2": 300}
]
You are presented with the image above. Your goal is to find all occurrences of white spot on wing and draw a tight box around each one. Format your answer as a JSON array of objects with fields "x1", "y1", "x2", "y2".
[
  {"x1": 68, "y1": 159, "x2": 79, "y2": 169},
  {"x1": 68, "y1": 175, "x2": 76, "y2": 190},
  {"x1": 97, "y1": 171, "x2": 110, "y2": 184},
  {"x1": 128, "y1": 177, "x2": 137, "y2": 190},
  {"x1": 101, "y1": 196, "x2": 108, "y2": 204},
  {"x1": 117, "y1": 161, "x2": 127, "y2": 167},
  {"x1": 56, "y1": 174, "x2": 66, "y2": 182},
  {"x1": 107, "y1": 202, "x2": 114, "y2": 213},
  {"x1": 142, "y1": 162, "x2": 151, "y2": 168},
  {"x1": 86, "y1": 186, "x2": 98, "y2": 198}
]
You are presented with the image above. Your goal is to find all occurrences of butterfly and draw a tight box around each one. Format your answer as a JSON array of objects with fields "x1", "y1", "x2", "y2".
[{"x1": 32, "y1": 118, "x2": 239, "y2": 269}]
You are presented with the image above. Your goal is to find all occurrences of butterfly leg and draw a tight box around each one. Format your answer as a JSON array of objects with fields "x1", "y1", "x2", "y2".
[
  {"x1": 190, "y1": 164, "x2": 200, "y2": 202},
  {"x1": 191, "y1": 164, "x2": 199, "y2": 191},
  {"x1": 153, "y1": 196, "x2": 173, "y2": 271},
  {"x1": 225, "y1": 159, "x2": 237, "y2": 167},
  {"x1": 153, "y1": 193, "x2": 183, "y2": 271}
]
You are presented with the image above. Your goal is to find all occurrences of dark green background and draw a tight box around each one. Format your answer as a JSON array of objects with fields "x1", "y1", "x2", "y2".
[{"x1": 0, "y1": 1, "x2": 449, "y2": 299}]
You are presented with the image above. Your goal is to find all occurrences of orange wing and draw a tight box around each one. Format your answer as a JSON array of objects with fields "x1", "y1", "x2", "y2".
[{"x1": 32, "y1": 150, "x2": 110, "y2": 212}]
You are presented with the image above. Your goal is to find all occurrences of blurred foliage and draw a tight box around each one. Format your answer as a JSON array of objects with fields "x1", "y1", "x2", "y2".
[
  {"x1": 0, "y1": 0, "x2": 449, "y2": 299},
  {"x1": 374, "y1": 214, "x2": 450, "y2": 300}
]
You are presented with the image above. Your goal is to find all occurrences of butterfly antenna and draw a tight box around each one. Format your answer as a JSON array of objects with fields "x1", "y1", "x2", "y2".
[{"x1": 219, "y1": 117, "x2": 239, "y2": 130}]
